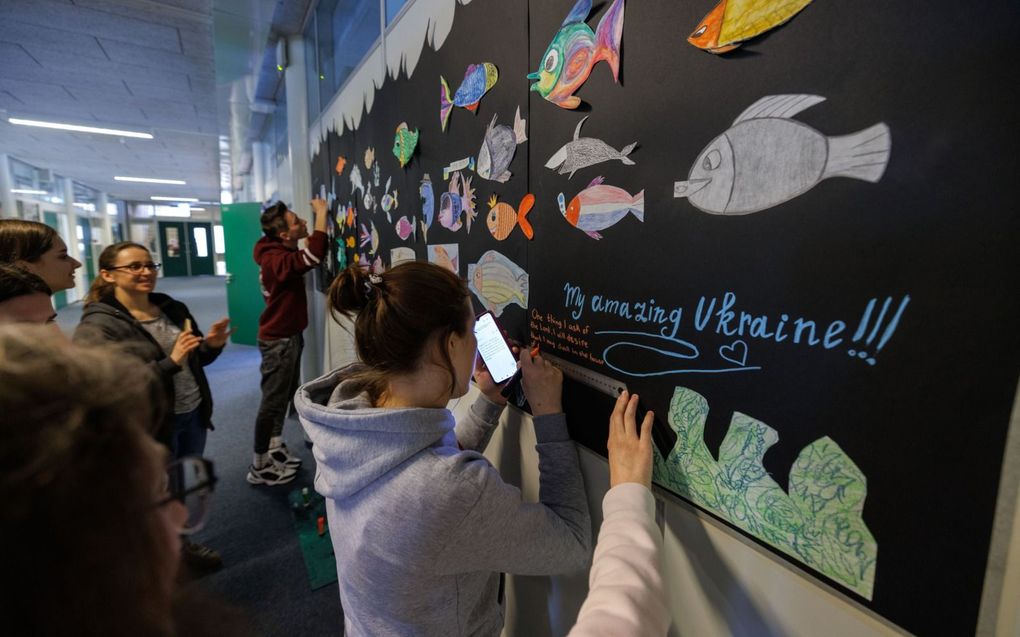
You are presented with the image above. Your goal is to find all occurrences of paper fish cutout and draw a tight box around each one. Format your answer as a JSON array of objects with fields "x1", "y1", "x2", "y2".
[
  {"x1": 440, "y1": 63, "x2": 498, "y2": 132},
  {"x1": 486, "y1": 194, "x2": 535, "y2": 241},
  {"x1": 689, "y1": 0, "x2": 812, "y2": 54},
  {"x1": 419, "y1": 174, "x2": 435, "y2": 242},
  {"x1": 468, "y1": 250, "x2": 529, "y2": 317},
  {"x1": 358, "y1": 221, "x2": 379, "y2": 253},
  {"x1": 345, "y1": 236, "x2": 356, "y2": 248},
  {"x1": 335, "y1": 155, "x2": 347, "y2": 175},
  {"x1": 390, "y1": 247, "x2": 416, "y2": 267},
  {"x1": 373, "y1": 163, "x2": 381, "y2": 187},
  {"x1": 546, "y1": 116, "x2": 636, "y2": 178},
  {"x1": 364, "y1": 147, "x2": 375, "y2": 169},
  {"x1": 559, "y1": 176, "x2": 644, "y2": 240},
  {"x1": 477, "y1": 107, "x2": 527, "y2": 183},
  {"x1": 350, "y1": 164, "x2": 365, "y2": 198},
  {"x1": 392, "y1": 122, "x2": 419, "y2": 168},
  {"x1": 674, "y1": 95, "x2": 891, "y2": 216},
  {"x1": 363, "y1": 190, "x2": 375, "y2": 212},
  {"x1": 427, "y1": 243, "x2": 460, "y2": 274},
  {"x1": 372, "y1": 255, "x2": 385, "y2": 273},
  {"x1": 395, "y1": 216, "x2": 416, "y2": 241},
  {"x1": 443, "y1": 156, "x2": 476, "y2": 181},
  {"x1": 345, "y1": 206, "x2": 355, "y2": 228},
  {"x1": 381, "y1": 176, "x2": 398, "y2": 223},
  {"x1": 528, "y1": 0, "x2": 624, "y2": 110},
  {"x1": 358, "y1": 223, "x2": 372, "y2": 249},
  {"x1": 438, "y1": 171, "x2": 477, "y2": 233}
]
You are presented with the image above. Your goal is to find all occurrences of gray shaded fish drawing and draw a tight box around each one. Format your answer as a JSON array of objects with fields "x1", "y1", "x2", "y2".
[
  {"x1": 467, "y1": 250, "x2": 529, "y2": 317},
  {"x1": 477, "y1": 107, "x2": 527, "y2": 183},
  {"x1": 674, "y1": 94, "x2": 891, "y2": 216},
  {"x1": 350, "y1": 164, "x2": 365, "y2": 198},
  {"x1": 545, "y1": 116, "x2": 636, "y2": 178}
]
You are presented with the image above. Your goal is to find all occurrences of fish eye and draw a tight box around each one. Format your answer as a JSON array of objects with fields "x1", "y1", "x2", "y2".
[
  {"x1": 702, "y1": 149, "x2": 722, "y2": 171},
  {"x1": 543, "y1": 50, "x2": 559, "y2": 73},
  {"x1": 691, "y1": 24, "x2": 708, "y2": 38}
]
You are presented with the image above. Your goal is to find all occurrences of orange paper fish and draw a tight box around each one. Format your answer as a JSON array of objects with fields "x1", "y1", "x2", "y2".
[
  {"x1": 688, "y1": 0, "x2": 812, "y2": 54},
  {"x1": 486, "y1": 194, "x2": 535, "y2": 241},
  {"x1": 335, "y1": 155, "x2": 347, "y2": 175}
]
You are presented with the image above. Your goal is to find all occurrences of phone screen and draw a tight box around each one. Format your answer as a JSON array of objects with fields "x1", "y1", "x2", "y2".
[{"x1": 474, "y1": 312, "x2": 518, "y2": 384}]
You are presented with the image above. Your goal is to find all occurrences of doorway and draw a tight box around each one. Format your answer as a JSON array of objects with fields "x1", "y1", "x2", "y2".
[{"x1": 158, "y1": 221, "x2": 215, "y2": 277}]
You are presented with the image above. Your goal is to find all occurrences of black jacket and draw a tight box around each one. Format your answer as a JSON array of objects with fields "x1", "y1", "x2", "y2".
[{"x1": 74, "y1": 293, "x2": 223, "y2": 444}]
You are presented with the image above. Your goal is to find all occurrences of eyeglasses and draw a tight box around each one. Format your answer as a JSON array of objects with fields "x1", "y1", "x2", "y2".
[
  {"x1": 108, "y1": 262, "x2": 162, "y2": 274},
  {"x1": 157, "y1": 456, "x2": 217, "y2": 535}
]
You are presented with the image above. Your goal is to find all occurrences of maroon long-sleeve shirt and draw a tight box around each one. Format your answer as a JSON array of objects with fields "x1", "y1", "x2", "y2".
[{"x1": 253, "y1": 230, "x2": 328, "y2": 340}]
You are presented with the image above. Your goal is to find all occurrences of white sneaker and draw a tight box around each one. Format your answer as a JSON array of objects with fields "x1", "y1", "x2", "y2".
[
  {"x1": 246, "y1": 460, "x2": 298, "y2": 485},
  {"x1": 268, "y1": 442, "x2": 302, "y2": 468}
]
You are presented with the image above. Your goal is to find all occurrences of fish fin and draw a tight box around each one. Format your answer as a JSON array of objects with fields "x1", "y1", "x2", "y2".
[
  {"x1": 630, "y1": 189, "x2": 645, "y2": 222},
  {"x1": 560, "y1": 95, "x2": 582, "y2": 109},
  {"x1": 496, "y1": 171, "x2": 512, "y2": 183},
  {"x1": 487, "y1": 112, "x2": 498, "y2": 133},
  {"x1": 822, "y1": 123, "x2": 891, "y2": 183},
  {"x1": 562, "y1": 0, "x2": 592, "y2": 27},
  {"x1": 733, "y1": 94, "x2": 826, "y2": 125},
  {"x1": 585, "y1": 230, "x2": 603, "y2": 240},
  {"x1": 619, "y1": 142, "x2": 637, "y2": 163},
  {"x1": 709, "y1": 43, "x2": 741, "y2": 54},
  {"x1": 594, "y1": 0, "x2": 625, "y2": 82},
  {"x1": 573, "y1": 116, "x2": 588, "y2": 141},
  {"x1": 518, "y1": 194, "x2": 535, "y2": 240},
  {"x1": 513, "y1": 107, "x2": 528, "y2": 144},
  {"x1": 465, "y1": 101, "x2": 479, "y2": 113},
  {"x1": 440, "y1": 76, "x2": 452, "y2": 131},
  {"x1": 587, "y1": 175, "x2": 605, "y2": 188},
  {"x1": 568, "y1": 168, "x2": 578, "y2": 179}
]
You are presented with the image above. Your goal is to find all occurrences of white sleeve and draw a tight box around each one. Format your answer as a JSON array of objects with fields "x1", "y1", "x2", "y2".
[{"x1": 567, "y1": 483, "x2": 670, "y2": 637}]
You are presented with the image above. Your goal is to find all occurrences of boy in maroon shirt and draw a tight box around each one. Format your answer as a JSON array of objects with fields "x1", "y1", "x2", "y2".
[{"x1": 248, "y1": 199, "x2": 328, "y2": 485}]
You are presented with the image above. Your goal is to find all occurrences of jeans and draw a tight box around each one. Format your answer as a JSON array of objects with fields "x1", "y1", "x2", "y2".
[
  {"x1": 254, "y1": 333, "x2": 303, "y2": 454},
  {"x1": 171, "y1": 407, "x2": 207, "y2": 459}
]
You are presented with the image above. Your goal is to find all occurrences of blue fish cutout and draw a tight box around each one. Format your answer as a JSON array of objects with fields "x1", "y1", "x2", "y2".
[
  {"x1": 440, "y1": 63, "x2": 499, "y2": 132},
  {"x1": 419, "y1": 174, "x2": 435, "y2": 241}
]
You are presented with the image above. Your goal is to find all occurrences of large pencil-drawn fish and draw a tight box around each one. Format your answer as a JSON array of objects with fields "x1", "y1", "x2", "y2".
[
  {"x1": 545, "y1": 116, "x2": 636, "y2": 178},
  {"x1": 440, "y1": 63, "x2": 498, "y2": 132},
  {"x1": 559, "y1": 176, "x2": 644, "y2": 240},
  {"x1": 467, "y1": 250, "x2": 529, "y2": 317},
  {"x1": 688, "y1": 0, "x2": 812, "y2": 54},
  {"x1": 674, "y1": 95, "x2": 892, "y2": 216},
  {"x1": 528, "y1": 0, "x2": 625, "y2": 110},
  {"x1": 476, "y1": 108, "x2": 527, "y2": 183}
]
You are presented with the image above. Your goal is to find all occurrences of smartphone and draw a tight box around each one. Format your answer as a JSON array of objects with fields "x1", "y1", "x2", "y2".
[{"x1": 474, "y1": 311, "x2": 519, "y2": 385}]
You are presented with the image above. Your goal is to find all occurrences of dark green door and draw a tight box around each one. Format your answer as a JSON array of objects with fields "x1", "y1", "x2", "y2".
[
  {"x1": 187, "y1": 222, "x2": 215, "y2": 276},
  {"x1": 158, "y1": 221, "x2": 188, "y2": 277},
  {"x1": 221, "y1": 203, "x2": 266, "y2": 346},
  {"x1": 43, "y1": 212, "x2": 67, "y2": 309}
]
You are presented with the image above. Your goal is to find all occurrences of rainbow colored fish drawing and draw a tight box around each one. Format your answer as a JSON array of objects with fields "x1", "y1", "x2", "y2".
[
  {"x1": 440, "y1": 63, "x2": 498, "y2": 132},
  {"x1": 688, "y1": 0, "x2": 812, "y2": 54},
  {"x1": 528, "y1": 0, "x2": 625, "y2": 110},
  {"x1": 559, "y1": 176, "x2": 644, "y2": 240},
  {"x1": 468, "y1": 250, "x2": 529, "y2": 317}
]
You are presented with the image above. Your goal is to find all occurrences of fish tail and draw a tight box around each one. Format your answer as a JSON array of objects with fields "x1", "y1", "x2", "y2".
[
  {"x1": 513, "y1": 107, "x2": 528, "y2": 144},
  {"x1": 619, "y1": 142, "x2": 637, "y2": 165},
  {"x1": 518, "y1": 194, "x2": 535, "y2": 240},
  {"x1": 823, "y1": 123, "x2": 891, "y2": 183},
  {"x1": 419, "y1": 220, "x2": 428, "y2": 243},
  {"x1": 594, "y1": 0, "x2": 625, "y2": 81},
  {"x1": 440, "y1": 76, "x2": 453, "y2": 131},
  {"x1": 630, "y1": 190, "x2": 645, "y2": 222}
]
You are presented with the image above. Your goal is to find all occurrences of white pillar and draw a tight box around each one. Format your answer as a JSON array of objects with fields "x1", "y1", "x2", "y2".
[
  {"x1": 285, "y1": 34, "x2": 325, "y2": 381},
  {"x1": 252, "y1": 141, "x2": 271, "y2": 203},
  {"x1": 0, "y1": 154, "x2": 17, "y2": 218},
  {"x1": 61, "y1": 177, "x2": 85, "y2": 302},
  {"x1": 97, "y1": 191, "x2": 113, "y2": 246}
]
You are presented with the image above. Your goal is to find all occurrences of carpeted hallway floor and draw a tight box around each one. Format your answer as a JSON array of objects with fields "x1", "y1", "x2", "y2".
[{"x1": 58, "y1": 276, "x2": 343, "y2": 636}]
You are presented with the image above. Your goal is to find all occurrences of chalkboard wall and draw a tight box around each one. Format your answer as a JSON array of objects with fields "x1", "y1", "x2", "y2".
[{"x1": 309, "y1": 1, "x2": 1020, "y2": 633}]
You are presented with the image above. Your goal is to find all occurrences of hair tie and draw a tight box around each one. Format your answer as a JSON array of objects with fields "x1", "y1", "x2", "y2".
[{"x1": 364, "y1": 273, "x2": 383, "y2": 299}]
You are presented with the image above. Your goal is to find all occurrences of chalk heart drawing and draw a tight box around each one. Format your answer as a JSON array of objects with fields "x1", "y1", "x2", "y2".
[
  {"x1": 718, "y1": 339, "x2": 748, "y2": 366},
  {"x1": 654, "y1": 386, "x2": 877, "y2": 599}
]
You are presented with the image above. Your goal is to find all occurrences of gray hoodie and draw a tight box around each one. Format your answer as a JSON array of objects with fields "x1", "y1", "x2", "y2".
[{"x1": 295, "y1": 364, "x2": 592, "y2": 637}]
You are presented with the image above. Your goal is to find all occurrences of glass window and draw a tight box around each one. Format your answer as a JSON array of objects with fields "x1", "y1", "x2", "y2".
[
  {"x1": 193, "y1": 227, "x2": 209, "y2": 258},
  {"x1": 386, "y1": 0, "x2": 408, "y2": 25},
  {"x1": 304, "y1": 18, "x2": 321, "y2": 123},
  {"x1": 213, "y1": 225, "x2": 226, "y2": 254}
]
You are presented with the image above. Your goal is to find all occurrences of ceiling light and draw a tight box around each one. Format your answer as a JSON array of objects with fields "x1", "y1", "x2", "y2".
[
  {"x1": 8, "y1": 118, "x2": 153, "y2": 139},
  {"x1": 190, "y1": 207, "x2": 206, "y2": 211},
  {"x1": 11, "y1": 189, "x2": 48, "y2": 195},
  {"x1": 115, "y1": 176, "x2": 186, "y2": 185},
  {"x1": 151, "y1": 196, "x2": 198, "y2": 202}
]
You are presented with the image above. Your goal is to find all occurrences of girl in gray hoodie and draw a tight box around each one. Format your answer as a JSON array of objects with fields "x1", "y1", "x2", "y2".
[{"x1": 295, "y1": 262, "x2": 591, "y2": 636}]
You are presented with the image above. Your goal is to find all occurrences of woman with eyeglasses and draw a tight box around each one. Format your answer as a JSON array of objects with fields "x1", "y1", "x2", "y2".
[
  {"x1": 75, "y1": 241, "x2": 232, "y2": 573},
  {"x1": 0, "y1": 324, "x2": 239, "y2": 636}
]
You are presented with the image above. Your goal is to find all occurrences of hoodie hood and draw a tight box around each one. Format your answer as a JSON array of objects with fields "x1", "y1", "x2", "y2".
[
  {"x1": 253, "y1": 235, "x2": 287, "y2": 266},
  {"x1": 296, "y1": 364, "x2": 459, "y2": 500}
]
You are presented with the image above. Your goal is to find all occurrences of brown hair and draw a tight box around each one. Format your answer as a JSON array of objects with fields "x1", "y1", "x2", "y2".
[
  {"x1": 0, "y1": 325, "x2": 174, "y2": 635},
  {"x1": 0, "y1": 263, "x2": 52, "y2": 301},
  {"x1": 260, "y1": 201, "x2": 290, "y2": 239},
  {"x1": 327, "y1": 261, "x2": 471, "y2": 404},
  {"x1": 85, "y1": 241, "x2": 150, "y2": 305},
  {"x1": 0, "y1": 218, "x2": 57, "y2": 264}
]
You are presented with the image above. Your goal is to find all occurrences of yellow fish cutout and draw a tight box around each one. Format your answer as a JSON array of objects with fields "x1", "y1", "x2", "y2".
[{"x1": 688, "y1": 0, "x2": 812, "y2": 54}]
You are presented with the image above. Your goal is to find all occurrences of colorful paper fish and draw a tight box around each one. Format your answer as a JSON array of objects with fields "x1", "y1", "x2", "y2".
[
  {"x1": 438, "y1": 171, "x2": 477, "y2": 233},
  {"x1": 467, "y1": 250, "x2": 529, "y2": 317},
  {"x1": 345, "y1": 236, "x2": 356, "y2": 248},
  {"x1": 486, "y1": 194, "x2": 535, "y2": 241},
  {"x1": 392, "y1": 122, "x2": 419, "y2": 168},
  {"x1": 363, "y1": 190, "x2": 375, "y2": 212},
  {"x1": 381, "y1": 176, "x2": 398, "y2": 223},
  {"x1": 477, "y1": 108, "x2": 527, "y2": 183},
  {"x1": 440, "y1": 63, "x2": 498, "y2": 132},
  {"x1": 364, "y1": 147, "x2": 375, "y2": 169},
  {"x1": 345, "y1": 206, "x2": 355, "y2": 228},
  {"x1": 419, "y1": 174, "x2": 435, "y2": 242},
  {"x1": 559, "y1": 176, "x2": 644, "y2": 240},
  {"x1": 688, "y1": 0, "x2": 812, "y2": 54},
  {"x1": 390, "y1": 247, "x2": 416, "y2": 267},
  {"x1": 359, "y1": 223, "x2": 372, "y2": 249},
  {"x1": 673, "y1": 95, "x2": 891, "y2": 216},
  {"x1": 350, "y1": 164, "x2": 365, "y2": 198},
  {"x1": 394, "y1": 216, "x2": 416, "y2": 241},
  {"x1": 428, "y1": 244, "x2": 460, "y2": 274},
  {"x1": 358, "y1": 221, "x2": 379, "y2": 253},
  {"x1": 546, "y1": 116, "x2": 636, "y2": 178},
  {"x1": 528, "y1": 0, "x2": 624, "y2": 110},
  {"x1": 335, "y1": 155, "x2": 347, "y2": 175}
]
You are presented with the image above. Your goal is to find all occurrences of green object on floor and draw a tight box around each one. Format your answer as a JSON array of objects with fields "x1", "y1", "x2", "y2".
[{"x1": 288, "y1": 487, "x2": 338, "y2": 590}]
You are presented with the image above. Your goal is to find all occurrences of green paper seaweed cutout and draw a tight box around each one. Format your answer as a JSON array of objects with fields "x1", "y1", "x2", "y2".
[{"x1": 653, "y1": 387, "x2": 877, "y2": 599}]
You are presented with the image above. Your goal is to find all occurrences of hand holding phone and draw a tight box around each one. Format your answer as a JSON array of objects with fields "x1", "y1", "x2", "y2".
[{"x1": 474, "y1": 312, "x2": 518, "y2": 385}]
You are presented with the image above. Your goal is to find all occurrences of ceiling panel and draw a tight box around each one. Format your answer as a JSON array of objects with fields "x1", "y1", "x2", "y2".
[{"x1": 0, "y1": 0, "x2": 183, "y2": 52}]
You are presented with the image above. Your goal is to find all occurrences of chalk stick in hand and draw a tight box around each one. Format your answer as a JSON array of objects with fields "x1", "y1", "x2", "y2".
[{"x1": 184, "y1": 318, "x2": 192, "y2": 333}]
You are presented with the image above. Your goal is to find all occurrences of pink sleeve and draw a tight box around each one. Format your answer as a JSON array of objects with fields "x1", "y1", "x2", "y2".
[{"x1": 567, "y1": 483, "x2": 670, "y2": 637}]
